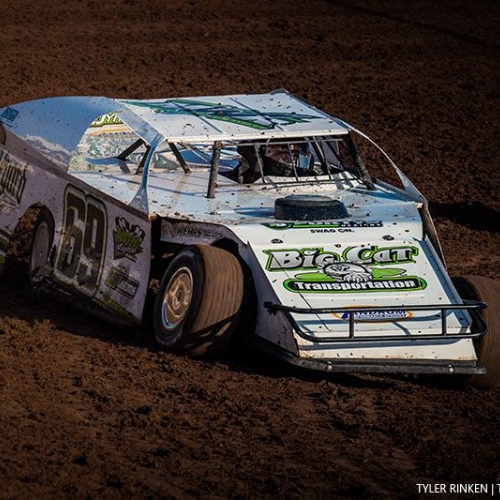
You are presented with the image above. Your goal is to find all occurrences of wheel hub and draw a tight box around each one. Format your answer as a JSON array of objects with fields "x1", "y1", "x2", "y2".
[{"x1": 161, "y1": 266, "x2": 193, "y2": 331}]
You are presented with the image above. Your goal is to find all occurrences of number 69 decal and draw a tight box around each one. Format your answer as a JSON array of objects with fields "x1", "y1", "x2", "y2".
[{"x1": 55, "y1": 185, "x2": 107, "y2": 296}]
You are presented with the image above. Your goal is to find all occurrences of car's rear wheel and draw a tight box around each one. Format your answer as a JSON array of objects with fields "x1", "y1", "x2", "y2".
[
  {"x1": 29, "y1": 209, "x2": 54, "y2": 289},
  {"x1": 453, "y1": 275, "x2": 500, "y2": 390},
  {"x1": 153, "y1": 245, "x2": 244, "y2": 358}
]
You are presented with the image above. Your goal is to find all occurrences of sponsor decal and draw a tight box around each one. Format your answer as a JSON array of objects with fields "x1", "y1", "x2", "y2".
[
  {"x1": 263, "y1": 221, "x2": 383, "y2": 231},
  {"x1": 172, "y1": 223, "x2": 222, "y2": 241},
  {"x1": 124, "y1": 99, "x2": 322, "y2": 131},
  {"x1": 105, "y1": 267, "x2": 139, "y2": 299},
  {"x1": 333, "y1": 308, "x2": 412, "y2": 322},
  {"x1": 90, "y1": 113, "x2": 124, "y2": 128},
  {"x1": 0, "y1": 150, "x2": 27, "y2": 205},
  {"x1": 264, "y1": 245, "x2": 426, "y2": 293},
  {"x1": 101, "y1": 293, "x2": 139, "y2": 322},
  {"x1": 1, "y1": 107, "x2": 19, "y2": 123},
  {"x1": 113, "y1": 217, "x2": 145, "y2": 261}
]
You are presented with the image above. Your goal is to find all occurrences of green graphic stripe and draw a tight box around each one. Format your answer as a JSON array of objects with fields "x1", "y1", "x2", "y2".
[{"x1": 124, "y1": 99, "x2": 319, "y2": 131}]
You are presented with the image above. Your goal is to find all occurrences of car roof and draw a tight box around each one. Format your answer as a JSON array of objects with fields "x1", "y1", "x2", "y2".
[
  {"x1": 118, "y1": 91, "x2": 350, "y2": 141},
  {"x1": 0, "y1": 90, "x2": 350, "y2": 169}
]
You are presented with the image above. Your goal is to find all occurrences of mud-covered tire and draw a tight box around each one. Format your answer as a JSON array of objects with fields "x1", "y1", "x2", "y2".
[
  {"x1": 453, "y1": 275, "x2": 500, "y2": 390},
  {"x1": 153, "y1": 245, "x2": 244, "y2": 358},
  {"x1": 29, "y1": 209, "x2": 54, "y2": 289}
]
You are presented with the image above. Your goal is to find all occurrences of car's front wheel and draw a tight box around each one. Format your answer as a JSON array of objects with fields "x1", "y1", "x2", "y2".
[
  {"x1": 153, "y1": 245, "x2": 244, "y2": 358},
  {"x1": 453, "y1": 275, "x2": 500, "y2": 390}
]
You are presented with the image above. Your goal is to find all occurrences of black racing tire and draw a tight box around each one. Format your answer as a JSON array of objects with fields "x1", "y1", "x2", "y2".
[
  {"x1": 274, "y1": 194, "x2": 349, "y2": 221},
  {"x1": 153, "y1": 245, "x2": 244, "y2": 358},
  {"x1": 453, "y1": 275, "x2": 500, "y2": 390},
  {"x1": 29, "y1": 208, "x2": 55, "y2": 290}
]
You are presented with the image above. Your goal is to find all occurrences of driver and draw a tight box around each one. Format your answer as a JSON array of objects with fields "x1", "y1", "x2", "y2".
[
  {"x1": 226, "y1": 140, "x2": 314, "y2": 183},
  {"x1": 261, "y1": 141, "x2": 313, "y2": 177}
]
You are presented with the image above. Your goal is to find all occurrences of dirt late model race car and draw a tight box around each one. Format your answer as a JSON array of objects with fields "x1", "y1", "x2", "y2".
[{"x1": 1, "y1": 90, "x2": 499, "y2": 389}]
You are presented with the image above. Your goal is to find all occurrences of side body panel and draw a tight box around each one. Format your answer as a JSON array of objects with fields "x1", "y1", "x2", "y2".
[{"x1": 0, "y1": 137, "x2": 151, "y2": 325}]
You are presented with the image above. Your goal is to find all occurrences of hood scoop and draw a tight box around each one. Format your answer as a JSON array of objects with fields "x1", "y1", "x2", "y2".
[{"x1": 275, "y1": 194, "x2": 349, "y2": 221}]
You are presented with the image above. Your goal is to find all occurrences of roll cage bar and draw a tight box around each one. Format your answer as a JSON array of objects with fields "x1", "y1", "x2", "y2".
[{"x1": 116, "y1": 134, "x2": 378, "y2": 199}]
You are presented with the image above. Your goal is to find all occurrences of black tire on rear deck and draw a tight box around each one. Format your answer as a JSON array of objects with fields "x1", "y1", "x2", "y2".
[{"x1": 453, "y1": 275, "x2": 500, "y2": 390}]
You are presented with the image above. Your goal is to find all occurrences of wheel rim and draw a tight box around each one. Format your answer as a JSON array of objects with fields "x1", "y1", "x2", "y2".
[
  {"x1": 30, "y1": 221, "x2": 51, "y2": 281},
  {"x1": 161, "y1": 266, "x2": 194, "y2": 331}
]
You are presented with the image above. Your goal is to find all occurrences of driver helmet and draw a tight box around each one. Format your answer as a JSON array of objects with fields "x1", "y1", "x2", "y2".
[{"x1": 261, "y1": 142, "x2": 311, "y2": 176}]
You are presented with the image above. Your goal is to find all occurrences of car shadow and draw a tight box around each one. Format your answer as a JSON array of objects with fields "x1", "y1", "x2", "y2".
[
  {"x1": 0, "y1": 283, "x2": 476, "y2": 390},
  {"x1": 0, "y1": 285, "x2": 400, "y2": 387},
  {"x1": 0, "y1": 284, "x2": 156, "y2": 348},
  {"x1": 223, "y1": 339, "x2": 400, "y2": 388},
  {"x1": 429, "y1": 200, "x2": 500, "y2": 233}
]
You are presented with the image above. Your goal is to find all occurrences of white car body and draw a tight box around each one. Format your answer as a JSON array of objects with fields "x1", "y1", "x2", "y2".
[{"x1": 0, "y1": 90, "x2": 487, "y2": 375}]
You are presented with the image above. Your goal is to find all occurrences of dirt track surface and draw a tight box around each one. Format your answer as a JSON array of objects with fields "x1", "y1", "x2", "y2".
[{"x1": 1, "y1": 1, "x2": 500, "y2": 498}]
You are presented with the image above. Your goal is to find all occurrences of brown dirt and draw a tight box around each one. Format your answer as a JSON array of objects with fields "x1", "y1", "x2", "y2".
[{"x1": 1, "y1": 0, "x2": 500, "y2": 498}]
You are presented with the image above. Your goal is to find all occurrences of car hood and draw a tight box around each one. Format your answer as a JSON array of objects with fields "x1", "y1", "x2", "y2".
[{"x1": 238, "y1": 226, "x2": 469, "y2": 347}]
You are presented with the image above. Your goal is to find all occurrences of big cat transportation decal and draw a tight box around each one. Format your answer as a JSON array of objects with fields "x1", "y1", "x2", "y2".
[{"x1": 264, "y1": 245, "x2": 427, "y2": 293}]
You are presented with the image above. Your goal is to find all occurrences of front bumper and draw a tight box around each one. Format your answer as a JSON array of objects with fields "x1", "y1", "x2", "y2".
[
  {"x1": 260, "y1": 299, "x2": 487, "y2": 375},
  {"x1": 264, "y1": 299, "x2": 487, "y2": 343},
  {"x1": 254, "y1": 336, "x2": 486, "y2": 375}
]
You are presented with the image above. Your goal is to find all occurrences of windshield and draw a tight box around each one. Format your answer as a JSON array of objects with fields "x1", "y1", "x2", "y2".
[
  {"x1": 150, "y1": 135, "x2": 362, "y2": 184},
  {"x1": 68, "y1": 115, "x2": 378, "y2": 200},
  {"x1": 70, "y1": 125, "x2": 360, "y2": 179}
]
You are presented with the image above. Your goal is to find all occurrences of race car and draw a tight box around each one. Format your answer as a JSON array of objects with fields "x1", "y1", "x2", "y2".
[{"x1": 1, "y1": 90, "x2": 499, "y2": 389}]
